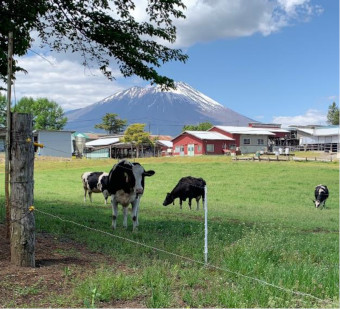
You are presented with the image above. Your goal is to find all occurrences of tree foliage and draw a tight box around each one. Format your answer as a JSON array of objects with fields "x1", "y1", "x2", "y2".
[
  {"x1": 0, "y1": 92, "x2": 6, "y2": 126},
  {"x1": 123, "y1": 123, "x2": 150, "y2": 157},
  {"x1": 1, "y1": 0, "x2": 188, "y2": 89},
  {"x1": 182, "y1": 122, "x2": 213, "y2": 131},
  {"x1": 326, "y1": 102, "x2": 339, "y2": 125},
  {"x1": 94, "y1": 113, "x2": 127, "y2": 134},
  {"x1": 13, "y1": 97, "x2": 67, "y2": 130}
]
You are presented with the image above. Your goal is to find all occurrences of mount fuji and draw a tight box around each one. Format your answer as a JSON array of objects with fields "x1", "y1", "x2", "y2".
[{"x1": 65, "y1": 82, "x2": 254, "y2": 136}]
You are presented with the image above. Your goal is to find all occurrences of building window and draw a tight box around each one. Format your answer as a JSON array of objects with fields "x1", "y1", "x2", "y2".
[
  {"x1": 197, "y1": 145, "x2": 202, "y2": 152},
  {"x1": 206, "y1": 144, "x2": 214, "y2": 152},
  {"x1": 243, "y1": 138, "x2": 250, "y2": 145},
  {"x1": 258, "y1": 139, "x2": 264, "y2": 145},
  {"x1": 180, "y1": 145, "x2": 184, "y2": 152}
]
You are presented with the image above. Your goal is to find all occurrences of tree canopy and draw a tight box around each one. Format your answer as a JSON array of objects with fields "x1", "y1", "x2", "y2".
[
  {"x1": 13, "y1": 97, "x2": 67, "y2": 130},
  {"x1": 123, "y1": 123, "x2": 150, "y2": 157},
  {"x1": 326, "y1": 102, "x2": 339, "y2": 125},
  {"x1": 1, "y1": 0, "x2": 188, "y2": 89},
  {"x1": 94, "y1": 113, "x2": 127, "y2": 134},
  {"x1": 182, "y1": 122, "x2": 213, "y2": 131}
]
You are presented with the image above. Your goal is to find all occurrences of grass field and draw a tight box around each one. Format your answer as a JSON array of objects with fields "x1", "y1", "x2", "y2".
[{"x1": 0, "y1": 155, "x2": 339, "y2": 307}]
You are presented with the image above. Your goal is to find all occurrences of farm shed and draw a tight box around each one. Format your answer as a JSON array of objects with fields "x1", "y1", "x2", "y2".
[
  {"x1": 172, "y1": 130, "x2": 234, "y2": 156},
  {"x1": 294, "y1": 125, "x2": 339, "y2": 152},
  {"x1": 209, "y1": 126, "x2": 275, "y2": 154},
  {"x1": 84, "y1": 136, "x2": 121, "y2": 158},
  {"x1": 34, "y1": 130, "x2": 75, "y2": 158}
]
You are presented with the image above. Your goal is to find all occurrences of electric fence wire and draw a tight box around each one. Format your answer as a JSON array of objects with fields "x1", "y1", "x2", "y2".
[{"x1": 33, "y1": 207, "x2": 330, "y2": 306}]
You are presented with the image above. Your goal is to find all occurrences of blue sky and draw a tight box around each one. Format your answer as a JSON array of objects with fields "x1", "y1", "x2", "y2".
[{"x1": 3, "y1": 0, "x2": 339, "y2": 127}]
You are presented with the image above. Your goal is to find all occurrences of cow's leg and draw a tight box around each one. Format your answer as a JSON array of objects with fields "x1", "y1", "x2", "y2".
[
  {"x1": 84, "y1": 188, "x2": 87, "y2": 202},
  {"x1": 131, "y1": 199, "x2": 140, "y2": 231},
  {"x1": 89, "y1": 191, "x2": 93, "y2": 203},
  {"x1": 136, "y1": 202, "x2": 140, "y2": 226},
  {"x1": 111, "y1": 196, "x2": 118, "y2": 230},
  {"x1": 123, "y1": 206, "x2": 128, "y2": 228},
  {"x1": 196, "y1": 196, "x2": 201, "y2": 210},
  {"x1": 180, "y1": 199, "x2": 182, "y2": 210},
  {"x1": 188, "y1": 198, "x2": 192, "y2": 210}
]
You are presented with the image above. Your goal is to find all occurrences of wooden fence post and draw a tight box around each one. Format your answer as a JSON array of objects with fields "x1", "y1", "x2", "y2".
[{"x1": 10, "y1": 113, "x2": 35, "y2": 267}]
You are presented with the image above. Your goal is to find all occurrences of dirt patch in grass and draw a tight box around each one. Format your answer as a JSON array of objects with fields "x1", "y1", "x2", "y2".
[{"x1": 0, "y1": 224, "x2": 145, "y2": 308}]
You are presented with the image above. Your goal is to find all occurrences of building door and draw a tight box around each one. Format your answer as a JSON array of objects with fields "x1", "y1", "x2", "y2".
[{"x1": 188, "y1": 144, "x2": 195, "y2": 156}]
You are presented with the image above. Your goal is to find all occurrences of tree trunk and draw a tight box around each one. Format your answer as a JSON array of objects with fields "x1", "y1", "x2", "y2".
[{"x1": 10, "y1": 113, "x2": 35, "y2": 267}]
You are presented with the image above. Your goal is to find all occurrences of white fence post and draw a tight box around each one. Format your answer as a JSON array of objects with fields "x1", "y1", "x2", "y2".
[{"x1": 204, "y1": 185, "x2": 208, "y2": 265}]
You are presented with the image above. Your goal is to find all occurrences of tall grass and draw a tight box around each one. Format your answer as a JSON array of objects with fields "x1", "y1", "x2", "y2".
[{"x1": 0, "y1": 156, "x2": 338, "y2": 307}]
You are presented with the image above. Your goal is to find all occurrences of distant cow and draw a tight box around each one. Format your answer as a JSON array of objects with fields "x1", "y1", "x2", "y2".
[
  {"x1": 81, "y1": 172, "x2": 109, "y2": 204},
  {"x1": 163, "y1": 176, "x2": 206, "y2": 210},
  {"x1": 107, "y1": 160, "x2": 155, "y2": 230},
  {"x1": 313, "y1": 184, "x2": 329, "y2": 209}
]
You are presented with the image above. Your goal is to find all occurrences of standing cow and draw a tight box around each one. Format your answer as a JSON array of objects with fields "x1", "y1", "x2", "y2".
[
  {"x1": 107, "y1": 160, "x2": 155, "y2": 231},
  {"x1": 313, "y1": 184, "x2": 329, "y2": 209},
  {"x1": 163, "y1": 176, "x2": 206, "y2": 210},
  {"x1": 81, "y1": 172, "x2": 109, "y2": 204}
]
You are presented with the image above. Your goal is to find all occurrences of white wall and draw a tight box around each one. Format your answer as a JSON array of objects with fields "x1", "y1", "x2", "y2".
[
  {"x1": 239, "y1": 134, "x2": 268, "y2": 154},
  {"x1": 37, "y1": 131, "x2": 73, "y2": 158}
]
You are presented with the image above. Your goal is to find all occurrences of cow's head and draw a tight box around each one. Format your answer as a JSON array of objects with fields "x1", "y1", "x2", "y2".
[
  {"x1": 313, "y1": 199, "x2": 321, "y2": 208},
  {"x1": 163, "y1": 193, "x2": 174, "y2": 206},
  {"x1": 131, "y1": 162, "x2": 155, "y2": 195}
]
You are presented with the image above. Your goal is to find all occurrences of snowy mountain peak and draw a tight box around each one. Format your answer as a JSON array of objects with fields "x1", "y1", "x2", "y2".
[
  {"x1": 65, "y1": 81, "x2": 253, "y2": 135},
  {"x1": 100, "y1": 82, "x2": 223, "y2": 111}
]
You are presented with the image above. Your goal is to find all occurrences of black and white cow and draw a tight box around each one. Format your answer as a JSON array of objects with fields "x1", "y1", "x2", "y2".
[
  {"x1": 313, "y1": 184, "x2": 329, "y2": 209},
  {"x1": 81, "y1": 172, "x2": 109, "y2": 204},
  {"x1": 163, "y1": 176, "x2": 206, "y2": 210},
  {"x1": 107, "y1": 160, "x2": 155, "y2": 230}
]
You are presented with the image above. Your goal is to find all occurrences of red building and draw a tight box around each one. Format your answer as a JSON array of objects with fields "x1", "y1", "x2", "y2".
[{"x1": 172, "y1": 131, "x2": 234, "y2": 156}]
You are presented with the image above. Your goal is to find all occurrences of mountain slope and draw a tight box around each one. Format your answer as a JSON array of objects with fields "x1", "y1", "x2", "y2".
[{"x1": 65, "y1": 82, "x2": 254, "y2": 136}]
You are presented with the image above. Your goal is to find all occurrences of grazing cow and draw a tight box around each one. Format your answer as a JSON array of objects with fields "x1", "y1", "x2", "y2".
[
  {"x1": 163, "y1": 176, "x2": 206, "y2": 210},
  {"x1": 313, "y1": 184, "x2": 329, "y2": 209},
  {"x1": 81, "y1": 172, "x2": 109, "y2": 204},
  {"x1": 107, "y1": 160, "x2": 155, "y2": 230}
]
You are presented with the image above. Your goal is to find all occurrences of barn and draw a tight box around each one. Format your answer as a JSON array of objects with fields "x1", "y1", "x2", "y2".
[
  {"x1": 172, "y1": 130, "x2": 234, "y2": 156},
  {"x1": 209, "y1": 125, "x2": 275, "y2": 154}
]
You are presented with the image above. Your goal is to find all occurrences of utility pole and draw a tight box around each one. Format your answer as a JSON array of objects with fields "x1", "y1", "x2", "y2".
[{"x1": 5, "y1": 31, "x2": 13, "y2": 239}]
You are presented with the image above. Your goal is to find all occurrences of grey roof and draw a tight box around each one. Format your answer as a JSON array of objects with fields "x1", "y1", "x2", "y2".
[
  {"x1": 184, "y1": 131, "x2": 234, "y2": 140},
  {"x1": 157, "y1": 140, "x2": 173, "y2": 147},
  {"x1": 85, "y1": 137, "x2": 120, "y2": 147},
  {"x1": 213, "y1": 126, "x2": 275, "y2": 136}
]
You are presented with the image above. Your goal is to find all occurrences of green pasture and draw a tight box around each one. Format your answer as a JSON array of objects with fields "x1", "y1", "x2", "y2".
[{"x1": 0, "y1": 156, "x2": 339, "y2": 308}]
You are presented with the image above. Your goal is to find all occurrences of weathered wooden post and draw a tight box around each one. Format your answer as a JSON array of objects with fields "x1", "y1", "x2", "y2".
[{"x1": 10, "y1": 113, "x2": 35, "y2": 267}]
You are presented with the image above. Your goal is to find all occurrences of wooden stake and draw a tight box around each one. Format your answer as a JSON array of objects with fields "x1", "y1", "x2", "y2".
[{"x1": 10, "y1": 113, "x2": 35, "y2": 267}]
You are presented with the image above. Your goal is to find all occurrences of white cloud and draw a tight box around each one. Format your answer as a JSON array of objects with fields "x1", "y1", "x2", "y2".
[
  {"x1": 172, "y1": 0, "x2": 322, "y2": 47},
  {"x1": 272, "y1": 109, "x2": 327, "y2": 127},
  {"x1": 11, "y1": 56, "x2": 128, "y2": 111}
]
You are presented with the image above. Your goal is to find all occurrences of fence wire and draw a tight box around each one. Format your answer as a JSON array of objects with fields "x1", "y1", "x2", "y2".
[{"x1": 35, "y1": 208, "x2": 330, "y2": 305}]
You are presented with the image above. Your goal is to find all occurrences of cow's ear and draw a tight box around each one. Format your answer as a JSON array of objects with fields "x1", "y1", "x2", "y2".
[{"x1": 144, "y1": 170, "x2": 155, "y2": 177}]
